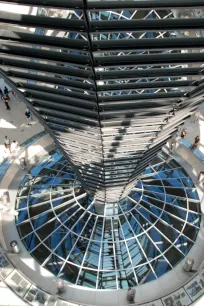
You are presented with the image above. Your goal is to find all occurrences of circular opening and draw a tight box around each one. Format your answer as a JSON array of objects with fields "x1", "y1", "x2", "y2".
[{"x1": 15, "y1": 149, "x2": 201, "y2": 290}]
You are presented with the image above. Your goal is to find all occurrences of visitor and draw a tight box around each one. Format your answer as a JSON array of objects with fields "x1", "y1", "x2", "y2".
[
  {"x1": 10, "y1": 140, "x2": 19, "y2": 153},
  {"x1": 169, "y1": 134, "x2": 178, "y2": 152},
  {"x1": 4, "y1": 86, "x2": 10, "y2": 100},
  {"x1": 25, "y1": 108, "x2": 32, "y2": 126},
  {"x1": 4, "y1": 136, "x2": 11, "y2": 152},
  {"x1": 0, "y1": 88, "x2": 3, "y2": 98},
  {"x1": 127, "y1": 288, "x2": 136, "y2": 303},
  {"x1": 192, "y1": 108, "x2": 201, "y2": 123},
  {"x1": 29, "y1": 109, "x2": 33, "y2": 120},
  {"x1": 4, "y1": 86, "x2": 8, "y2": 95},
  {"x1": 190, "y1": 135, "x2": 200, "y2": 150},
  {"x1": 2, "y1": 95, "x2": 10, "y2": 110},
  {"x1": 180, "y1": 128, "x2": 187, "y2": 139}
]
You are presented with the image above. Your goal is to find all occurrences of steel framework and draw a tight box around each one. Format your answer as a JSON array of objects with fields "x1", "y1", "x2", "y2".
[{"x1": 1, "y1": 0, "x2": 204, "y2": 204}]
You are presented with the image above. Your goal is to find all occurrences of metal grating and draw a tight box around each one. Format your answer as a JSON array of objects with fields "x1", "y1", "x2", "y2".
[{"x1": 1, "y1": 1, "x2": 204, "y2": 204}]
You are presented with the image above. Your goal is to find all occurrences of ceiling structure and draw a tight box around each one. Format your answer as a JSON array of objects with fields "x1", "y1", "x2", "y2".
[{"x1": 1, "y1": 1, "x2": 204, "y2": 205}]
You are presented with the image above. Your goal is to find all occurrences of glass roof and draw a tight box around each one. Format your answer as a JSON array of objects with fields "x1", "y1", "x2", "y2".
[{"x1": 15, "y1": 149, "x2": 201, "y2": 290}]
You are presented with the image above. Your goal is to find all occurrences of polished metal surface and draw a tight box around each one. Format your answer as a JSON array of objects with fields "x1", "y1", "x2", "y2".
[{"x1": 1, "y1": 1, "x2": 204, "y2": 204}]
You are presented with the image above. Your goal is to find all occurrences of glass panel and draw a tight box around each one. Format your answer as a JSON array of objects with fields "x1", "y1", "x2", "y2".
[
  {"x1": 36, "y1": 219, "x2": 61, "y2": 240},
  {"x1": 83, "y1": 242, "x2": 100, "y2": 269},
  {"x1": 142, "y1": 195, "x2": 164, "y2": 210},
  {"x1": 44, "y1": 225, "x2": 67, "y2": 250},
  {"x1": 161, "y1": 211, "x2": 185, "y2": 232},
  {"x1": 187, "y1": 189, "x2": 199, "y2": 200},
  {"x1": 16, "y1": 198, "x2": 27, "y2": 210},
  {"x1": 188, "y1": 201, "x2": 200, "y2": 212},
  {"x1": 29, "y1": 203, "x2": 51, "y2": 219},
  {"x1": 149, "y1": 228, "x2": 171, "y2": 252},
  {"x1": 91, "y1": 217, "x2": 103, "y2": 241},
  {"x1": 16, "y1": 209, "x2": 29, "y2": 224},
  {"x1": 22, "y1": 232, "x2": 40, "y2": 252},
  {"x1": 55, "y1": 233, "x2": 77, "y2": 260},
  {"x1": 60, "y1": 263, "x2": 80, "y2": 283},
  {"x1": 165, "y1": 187, "x2": 186, "y2": 198},
  {"x1": 100, "y1": 242, "x2": 115, "y2": 270},
  {"x1": 31, "y1": 212, "x2": 55, "y2": 229},
  {"x1": 69, "y1": 238, "x2": 88, "y2": 266},
  {"x1": 182, "y1": 178, "x2": 194, "y2": 187},
  {"x1": 126, "y1": 213, "x2": 143, "y2": 235},
  {"x1": 164, "y1": 204, "x2": 186, "y2": 221},
  {"x1": 164, "y1": 247, "x2": 184, "y2": 267},
  {"x1": 119, "y1": 215, "x2": 134, "y2": 239},
  {"x1": 98, "y1": 272, "x2": 117, "y2": 289},
  {"x1": 45, "y1": 254, "x2": 64, "y2": 276},
  {"x1": 175, "y1": 235, "x2": 194, "y2": 255},
  {"x1": 127, "y1": 239, "x2": 146, "y2": 266},
  {"x1": 140, "y1": 200, "x2": 161, "y2": 217},
  {"x1": 31, "y1": 244, "x2": 50, "y2": 265},
  {"x1": 129, "y1": 190, "x2": 142, "y2": 202},
  {"x1": 182, "y1": 224, "x2": 199, "y2": 241},
  {"x1": 155, "y1": 219, "x2": 179, "y2": 243},
  {"x1": 135, "y1": 264, "x2": 155, "y2": 284},
  {"x1": 137, "y1": 235, "x2": 160, "y2": 260},
  {"x1": 151, "y1": 257, "x2": 171, "y2": 278},
  {"x1": 17, "y1": 222, "x2": 33, "y2": 237},
  {"x1": 77, "y1": 269, "x2": 97, "y2": 288},
  {"x1": 115, "y1": 242, "x2": 132, "y2": 270},
  {"x1": 117, "y1": 270, "x2": 136, "y2": 289},
  {"x1": 187, "y1": 212, "x2": 200, "y2": 225}
]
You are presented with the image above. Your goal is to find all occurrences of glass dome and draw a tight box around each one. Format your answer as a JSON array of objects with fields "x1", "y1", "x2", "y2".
[{"x1": 15, "y1": 149, "x2": 201, "y2": 289}]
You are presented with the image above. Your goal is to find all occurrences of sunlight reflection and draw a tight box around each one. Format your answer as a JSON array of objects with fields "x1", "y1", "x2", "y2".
[
  {"x1": 21, "y1": 258, "x2": 36, "y2": 271},
  {"x1": 1, "y1": 4, "x2": 30, "y2": 14},
  {"x1": 0, "y1": 119, "x2": 16, "y2": 129},
  {"x1": 0, "y1": 282, "x2": 27, "y2": 306},
  {"x1": 40, "y1": 266, "x2": 53, "y2": 277},
  {"x1": 194, "y1": 295, "x2": 204, "y2": 306}
]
